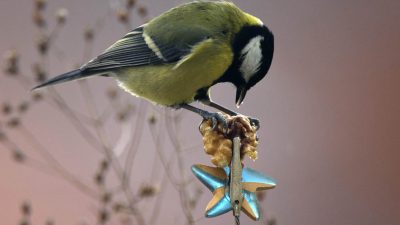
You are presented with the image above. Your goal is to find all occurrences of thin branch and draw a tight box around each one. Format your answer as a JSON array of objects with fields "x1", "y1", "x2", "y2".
[
  {"x1": 123, "y1": 100, "x2": 148, "y2": 185},
  {"x1": 165, "y1": 111, "x2": 195, "y2": 225},
  {"x1": 9, "y1": 125, "x2": 98, "y2": 199}
]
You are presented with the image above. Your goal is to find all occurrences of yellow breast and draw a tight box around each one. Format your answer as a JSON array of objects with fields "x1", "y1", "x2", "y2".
[{"x1": 116, "y1": 39, "x2": 233, "y2": 106}]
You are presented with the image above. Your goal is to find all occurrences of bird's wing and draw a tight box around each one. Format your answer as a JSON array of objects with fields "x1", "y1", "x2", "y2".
[{"x1": 82, "y1": 25, "x2": 210, "y2": 74}]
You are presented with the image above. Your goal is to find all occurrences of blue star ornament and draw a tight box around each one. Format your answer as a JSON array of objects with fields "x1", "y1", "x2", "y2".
[{"x1": 191, "y1": 164, "x2": 276, "y2": 220}]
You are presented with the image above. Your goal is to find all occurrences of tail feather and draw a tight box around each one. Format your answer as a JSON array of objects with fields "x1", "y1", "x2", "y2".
[{"x1": 32, "y1": 69, "x2": 94, "y2": 90}]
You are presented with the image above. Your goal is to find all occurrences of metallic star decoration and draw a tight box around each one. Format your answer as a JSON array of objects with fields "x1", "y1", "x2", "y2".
[{"x1": 191, "y1": 164, "x2": 276, "y2": 220}]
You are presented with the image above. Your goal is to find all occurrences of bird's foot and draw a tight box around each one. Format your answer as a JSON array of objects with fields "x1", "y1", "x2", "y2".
[
  {"x1": 249, "y1": 117, "x2": 260, "y2": 130},
  {"x1": 201, "y1": 111, "x2": 228, "y2": 131}
]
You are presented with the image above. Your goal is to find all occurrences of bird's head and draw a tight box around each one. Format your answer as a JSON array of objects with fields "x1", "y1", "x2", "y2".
[{"x1": 219, "y1": 24, "x2": 274, "y2": 107}]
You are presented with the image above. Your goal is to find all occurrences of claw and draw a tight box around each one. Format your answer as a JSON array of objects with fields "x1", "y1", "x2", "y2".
[
  {"x1": 249, "y1": 117, "x2": 260, "y2": 130},
  {"x1": 211, "y1": 117, "x2": 218, "y2": 129},
  {"x1": 202, "y1": 111, "x2": 228, "y2": 131}
]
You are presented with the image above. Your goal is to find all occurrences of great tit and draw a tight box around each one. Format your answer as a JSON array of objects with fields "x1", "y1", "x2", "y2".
[{"x1": 33, "y1": 1, "x2": 274, "y2": 127}]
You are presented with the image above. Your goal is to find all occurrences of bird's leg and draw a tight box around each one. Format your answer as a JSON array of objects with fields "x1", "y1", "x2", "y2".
[
  {"x1": 179, "y1": 104, "x2": 228, "y2": 129},
  {"x1": 201, "y1": 100, "x2": 260, "y2": 130}
]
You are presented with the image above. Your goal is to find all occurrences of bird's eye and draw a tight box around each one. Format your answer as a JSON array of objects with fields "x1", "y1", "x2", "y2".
[{"x1": 221, "y1": 30, "x2": 228, "y2": 35}]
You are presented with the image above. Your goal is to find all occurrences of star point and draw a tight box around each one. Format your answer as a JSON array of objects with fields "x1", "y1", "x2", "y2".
[{"x1": 191, "y1": 164, "x2": 276, "y2": 220}]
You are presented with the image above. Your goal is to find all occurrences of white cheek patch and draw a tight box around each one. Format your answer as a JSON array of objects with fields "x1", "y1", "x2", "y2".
[{"x1": 239, "y1": 35, "x2": 264, "y2": 82}]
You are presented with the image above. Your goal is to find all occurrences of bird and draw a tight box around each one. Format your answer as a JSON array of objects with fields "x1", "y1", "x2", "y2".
[{"x1": 33, "y1": 1, "x2": 274, "y2": 128}]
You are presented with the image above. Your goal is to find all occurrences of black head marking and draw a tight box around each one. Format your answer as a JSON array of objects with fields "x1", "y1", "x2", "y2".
[
  {"x1": 246, "y1": 26, "x2": 274, "y2": 88},
  {"x1": 215, "y1": 25, "x2": 274, "y2": 105}
]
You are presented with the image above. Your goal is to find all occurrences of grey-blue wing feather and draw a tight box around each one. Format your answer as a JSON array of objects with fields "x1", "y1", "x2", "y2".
[
  {"x1": 81, "y1": 27, "x2": 188, "y2": 74},
  {"x1": 32, "y1": 25, "x2": 210, "y2": 90}
]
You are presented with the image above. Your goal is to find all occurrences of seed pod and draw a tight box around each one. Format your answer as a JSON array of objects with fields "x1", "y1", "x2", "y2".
[
  {"x1": 21, "y1": 201, "x2": 31, "y2": 216},
  {"x1": 199, "y1": 114, "x2": 259, "y2": 167},
  {"x1": 137, "y1": 6, "x2": 148, "y2": 17},
  {"x1": 127, "y1": 0, "x2": 136, "y2": 9},
  {"x1": 117, "y1": 9, "x2": 129, "y2": 24},
  {"x1": 32, "y1": 63, "x2": 47, "y2": 82},
  {"x1": 138, "y1": 184, "x2": 158, "y2": 198},
  {"x1": 98, "y1": 209, "x2": 109, "y2": 224},
  {"x1": 31, "y1": 92, "x2": 43, "y2": 102},
  {"x1": 18, "y1": 101, "x2": 30, "y2": 114},
  {"x1": 94, "y1": 172, "x2": 104, "y2": 186},
  {"x1": 84, "y1": 27, "x2": 94, "y2": 41},
  {"x1": 101, "y1": 192, "x2": 112, "y2": 204},
  {"x1": 13, "y1": 150, "x2": 26, "y2": 163},
  {"x1": 37, "y1": 35, "x2": 49, "y2": 55},
  {"x1": 56, "y1": 8, "x2": 68, "y2": 25},
  {"x1": 148, "y1": 114, "x2": 156, "y2": 125},
  {"x1": 2, "y1": 102, "x2": 13, "y2": 115},
  {"x1": 35, "y1": 0, "x2": 47, "y2": 11},
  {"x1": 7, "y1": 117, "x2": 20, "y2": 128},
  {"x1": 3, "y1": 49, "x2": 19, "y2": 75}
]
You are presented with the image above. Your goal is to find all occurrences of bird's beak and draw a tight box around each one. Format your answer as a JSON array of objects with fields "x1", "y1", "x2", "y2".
[{"x1": 235, "y1": 86, "x2": 247, "y2": 108}]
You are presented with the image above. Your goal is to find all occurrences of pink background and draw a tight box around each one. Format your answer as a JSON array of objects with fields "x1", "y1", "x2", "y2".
[{"x1": 1, "y1": 0, "x2": 399, "y2": 225}]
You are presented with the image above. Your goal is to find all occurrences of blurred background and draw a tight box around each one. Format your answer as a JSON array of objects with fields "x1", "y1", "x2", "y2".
[{"x1": 1, "y1": 0, "x2": 399, "y2": 225}]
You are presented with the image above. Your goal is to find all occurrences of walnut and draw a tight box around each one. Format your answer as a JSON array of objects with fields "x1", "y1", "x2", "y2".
[{"x1": 199, "y1": 114, "x2": 258, "y2": 167}]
